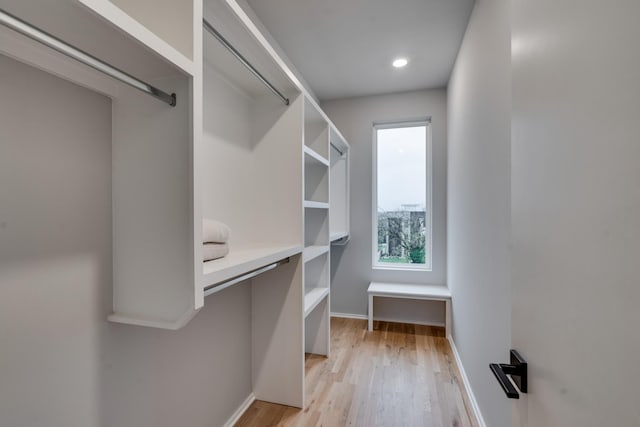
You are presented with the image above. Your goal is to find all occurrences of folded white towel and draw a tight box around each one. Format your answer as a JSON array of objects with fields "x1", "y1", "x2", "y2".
[
  {"x1": 203, "y1": 219, "x2": 231, "y2": 244},
  {"x1": 203, "y1": 243, "x2": 229, "y2": 262}
]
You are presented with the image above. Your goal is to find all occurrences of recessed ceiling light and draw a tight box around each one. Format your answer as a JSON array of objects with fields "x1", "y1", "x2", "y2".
[{"x1": 392, "y1": 58, "x2": 408, "y2": 68}]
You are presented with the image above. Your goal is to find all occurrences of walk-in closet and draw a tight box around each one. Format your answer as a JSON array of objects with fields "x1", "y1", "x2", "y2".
[{"x1": 6, "y1": 0, "x2": 634, "y2": 426}]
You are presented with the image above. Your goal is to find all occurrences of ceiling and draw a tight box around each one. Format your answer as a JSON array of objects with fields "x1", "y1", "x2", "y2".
[{"x1": 244, "y1": 0, "x2": 475, "y2": 101}]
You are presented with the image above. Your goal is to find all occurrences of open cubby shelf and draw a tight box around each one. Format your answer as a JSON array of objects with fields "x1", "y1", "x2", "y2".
[
  {"x1": 304, "y1": 162, "x2": 329, "y2": 203},
  {"x1": 303, "y1": 245, "x2": 329, "y2": 263},
  {"x1": 304, "y1": 146, "x2": 329, "y2": 166},
  {"x1": 304, "y1": 287, "x2": 330, "y2": 318},
  {"x1": 305, "y1": 208, "x2": 329, "y2": 247},
  {"x1": 303, "y1": 251, "x2": 329, "y2": 319}
]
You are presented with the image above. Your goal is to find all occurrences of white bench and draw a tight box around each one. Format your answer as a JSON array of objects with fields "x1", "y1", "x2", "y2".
[{"x1": 367, "y1": 282, "x2": 452, "y2": 336}]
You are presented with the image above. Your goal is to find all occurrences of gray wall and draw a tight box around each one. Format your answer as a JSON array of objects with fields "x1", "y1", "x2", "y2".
[
  {"x1": 0, "y1": 55, "x2": 251, "y2": 427},
  {"x1": 446, "y1": 0, "x2": 511, "y2": 426},
  {"x1": 322, "y1": 89, "x2": 447, "y2": 325}
]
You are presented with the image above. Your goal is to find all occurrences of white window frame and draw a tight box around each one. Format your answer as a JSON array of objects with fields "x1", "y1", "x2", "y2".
[{"x1": 372, "y1": 119, "x2": 433, "y2": 271}]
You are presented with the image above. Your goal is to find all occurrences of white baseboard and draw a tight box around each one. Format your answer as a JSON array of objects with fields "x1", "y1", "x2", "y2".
[
  {"x1": 223, "y1": 392, "x2": 255, "y2": 427},
  {"x1": 447, "y1": 337, "x2": 487, "y2": 427},
  {"x1": 331, "y1": 312, "x2": 367, "y2": 320}
]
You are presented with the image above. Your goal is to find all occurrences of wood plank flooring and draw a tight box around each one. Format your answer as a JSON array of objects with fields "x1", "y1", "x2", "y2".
[{"x1": 235, "y1": 318, "x2": 479, "y2": 427}]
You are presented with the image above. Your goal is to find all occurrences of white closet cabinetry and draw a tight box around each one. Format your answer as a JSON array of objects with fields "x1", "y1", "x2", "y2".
[
  {"x1": 0, "y1": 0, "x2": 200, "y2": 329},
  {"x1": 199, "y1": 0, "x2": 305, "y2": 407},
  {"x1": 199, "y1": 1, "x2": 304, "y2": 294},
  {"x1": 1, "y1": 0, "x2": 350, "y2": 411}
]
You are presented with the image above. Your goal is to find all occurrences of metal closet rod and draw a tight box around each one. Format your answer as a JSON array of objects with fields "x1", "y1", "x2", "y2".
[
  {"x1": 0, "y1": 9, "x2": 176, "y2": 107},
  {"x1": 203, "y1": 257, "x2": 290, "y2": 297},
  {"x1": 330, "y1": 142, "x2": 345, "y2": 156},
  {"x1": 203, "y1": 18, "x2": 290, "y2": 106}
]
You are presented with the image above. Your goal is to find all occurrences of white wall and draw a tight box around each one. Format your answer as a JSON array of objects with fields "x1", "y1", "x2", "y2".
[
  {"x1": 0, "y1": 54, "x2": 251, "y2": 427},
  {"x1": 446, "y1": 0, "x2": 511, "y2": 426},
  {"x1": 322, "y1": 89, "x2": 447, "y2": 325}
]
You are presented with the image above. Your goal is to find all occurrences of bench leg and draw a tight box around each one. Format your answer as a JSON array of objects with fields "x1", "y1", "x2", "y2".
[{"x1": 368, "y1": 294, "x2": 373, "y2": 331}]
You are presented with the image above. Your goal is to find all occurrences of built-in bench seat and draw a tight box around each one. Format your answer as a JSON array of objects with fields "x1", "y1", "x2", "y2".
[{"x1": 367, "y1": 282, "x2": 452, "y2": 336}]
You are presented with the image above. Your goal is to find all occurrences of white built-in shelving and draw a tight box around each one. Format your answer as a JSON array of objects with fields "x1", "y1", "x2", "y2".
[
  {"x1": 1, "y1": 0, "x2": 349, "y2": 413},
  {"x1": 200, "y1": 0, "x2": 305, "y2": 407},
  {"x1": 302, "y1": 97, "x2": 331, "y2": 358},
  {"x1": 0, "y1": 0, "x2": 200, "y2": 330}
]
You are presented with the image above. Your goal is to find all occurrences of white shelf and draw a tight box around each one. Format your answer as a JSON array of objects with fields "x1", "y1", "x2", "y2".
[
  {"x1": 78, "y1": 0, "x2": 196, "y2": 75},
  {"x1": 304, "y1": 200, "x2": 329, "y2": 209},
  {"x1": 304, "y1": 287, "x2": 330, "y2": 318},
  {"x1": 202, "y1": 244, "x2": 303, "y2": 289},
  {"x1": 330, "y1": 231, "x2": 349, "y2": 242},
  {"x1": 304, "y1": 146, "x2": 329, "y2": 167},
  {"x1": 303, "y1": 245, "x2": 329, "y2": 263}
]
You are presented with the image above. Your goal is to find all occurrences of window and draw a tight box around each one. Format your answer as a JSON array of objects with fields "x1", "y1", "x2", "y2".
[{"x1": 373, "y1": 121, "x2": 432, "y2": 270}]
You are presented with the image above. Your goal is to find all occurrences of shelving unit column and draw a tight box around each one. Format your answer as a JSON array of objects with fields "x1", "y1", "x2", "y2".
[{"x1": 302, "y1": 96, "x2": 331, "y2": 357}]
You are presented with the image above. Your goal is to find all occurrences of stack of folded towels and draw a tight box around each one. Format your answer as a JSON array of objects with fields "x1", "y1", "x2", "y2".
[{"x1": 203, "y1": 219, "x2": 231, "y2": 261}]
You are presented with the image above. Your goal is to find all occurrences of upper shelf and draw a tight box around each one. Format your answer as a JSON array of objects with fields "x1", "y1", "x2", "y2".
[
  {"x1": 79, "y1": 0, "x2": 195, "y2": 75},
  {"x1": 0, "y1": 0, "x2": 195, "y2": 82},
  {"x1": 102, "y1": 0, "x2": 195, "y2": 63},
  {"x1": 203, "y1": 0, "x2": 298, "y2": 102}
]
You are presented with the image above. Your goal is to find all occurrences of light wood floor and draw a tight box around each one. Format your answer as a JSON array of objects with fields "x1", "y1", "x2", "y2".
[{"x1": 235, "y1": 317, "x2": 479, "y2": 427}]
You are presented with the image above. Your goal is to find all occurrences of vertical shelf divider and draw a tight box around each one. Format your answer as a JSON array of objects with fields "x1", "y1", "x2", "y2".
[{"x1": 303, "y1": 96, "x2": 331, "y2": 359}]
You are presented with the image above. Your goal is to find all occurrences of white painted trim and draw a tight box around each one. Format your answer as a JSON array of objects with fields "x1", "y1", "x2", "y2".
[
  {"x1": 222, "y1": 392, "x2": 256, "y2": 427},
  {"x1": 330, "y1": 312, "x2": 368, "y2": 320},
  {"x1": 447, "y1": 337, "x2": 487, "y2": 427}
]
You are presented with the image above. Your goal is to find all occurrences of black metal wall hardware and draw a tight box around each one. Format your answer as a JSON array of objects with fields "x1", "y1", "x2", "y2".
[{"x1": 490, "y1": 349, "x2": 528, "y2": 399}]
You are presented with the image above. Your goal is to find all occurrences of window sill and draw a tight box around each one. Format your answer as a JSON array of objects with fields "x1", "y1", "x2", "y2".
[{"x1": 372, "y1": 264, "x2": 432, "y2": 272}]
